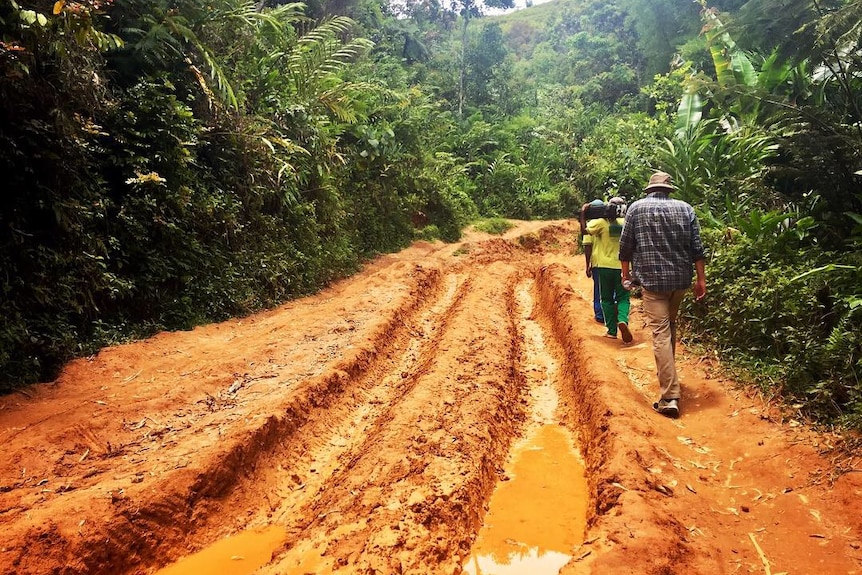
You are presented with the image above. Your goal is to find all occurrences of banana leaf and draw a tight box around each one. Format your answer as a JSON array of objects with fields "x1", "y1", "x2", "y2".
[
  {"x1": 675, "y1": 90, "x2": 703, "y2": 137},
  {"x1": 730, "y1": 51, "x2": 757, "y2": 87}
]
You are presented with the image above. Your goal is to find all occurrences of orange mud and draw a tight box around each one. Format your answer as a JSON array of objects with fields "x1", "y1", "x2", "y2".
[{"x1": 1, "y1": 220, "x2": 860, "y2": 575}]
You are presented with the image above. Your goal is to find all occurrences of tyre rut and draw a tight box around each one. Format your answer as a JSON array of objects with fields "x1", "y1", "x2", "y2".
[
  {"x1": 1, "y1": 262, "x2": 456, "y2": 574},
  {"x1": 203, "y1": 271, "x2": 474, "y2": 552},
  {"x1": 256, "y1": 261, "x2": 531, "y2": 575}
]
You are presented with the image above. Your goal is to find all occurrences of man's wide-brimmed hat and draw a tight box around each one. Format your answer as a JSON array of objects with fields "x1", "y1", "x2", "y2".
[{"x1": 645, "y1": 171, "x2": 675, "y2": 191}]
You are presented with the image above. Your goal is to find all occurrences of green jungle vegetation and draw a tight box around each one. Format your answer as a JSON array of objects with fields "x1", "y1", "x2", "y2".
[
  {"x1": 1, "y1": 0, "x2": 860, "y2": 431},
  {"x1": 472, "y1": 217, "x2": 513, "y2": 234}
]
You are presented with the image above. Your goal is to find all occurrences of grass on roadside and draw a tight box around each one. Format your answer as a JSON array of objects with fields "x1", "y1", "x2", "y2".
[{"x1": 473, "y1": 218, "x2": 513, "y2": 235}]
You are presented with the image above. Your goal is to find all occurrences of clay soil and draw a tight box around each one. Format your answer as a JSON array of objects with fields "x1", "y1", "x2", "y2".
[{"x1": 1, "y1": 220, "x2": 860, "y2": 575}]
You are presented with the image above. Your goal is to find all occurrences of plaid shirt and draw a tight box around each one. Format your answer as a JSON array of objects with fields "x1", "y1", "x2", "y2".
[{"x1": 618, "y1": 192, "x2": 705, "y2": 292}]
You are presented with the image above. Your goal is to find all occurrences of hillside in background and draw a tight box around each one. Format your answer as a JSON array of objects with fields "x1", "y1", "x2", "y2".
[{"x1": 492, "y1": 0, "x2": 573, "y2": 59}]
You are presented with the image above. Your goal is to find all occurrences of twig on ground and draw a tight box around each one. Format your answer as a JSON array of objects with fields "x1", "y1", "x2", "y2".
[{"x1": 748, "y1": 532, "x2": 772, "y2": 575}]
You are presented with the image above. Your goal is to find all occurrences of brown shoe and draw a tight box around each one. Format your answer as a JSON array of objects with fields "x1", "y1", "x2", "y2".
[{"x1": 618, "y1": 322, "x2": 633, "y2": 343}]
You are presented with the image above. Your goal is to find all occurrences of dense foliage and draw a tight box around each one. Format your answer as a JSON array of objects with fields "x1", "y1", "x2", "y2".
[
  {"x1": 2, "y1": 0, "x2": 860, "y2": 429},
  {"x1": 690, "y1": 230, "x2": 862, "y2": 427},
  {"x1": 0, "y1": 0, "x2": 472, "y2": 386}
]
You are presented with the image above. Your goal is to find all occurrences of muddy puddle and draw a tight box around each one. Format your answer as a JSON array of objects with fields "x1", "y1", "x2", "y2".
[
  {"x1": 462, "y1": 424, "x2": 588, "y2": 575},
  {"x1": 153, "y1": 526, "x2": 286, "y2": 575}
]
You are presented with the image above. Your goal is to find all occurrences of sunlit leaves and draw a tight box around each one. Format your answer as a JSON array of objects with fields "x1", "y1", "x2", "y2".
[
  {"x1": 675, "y1": 89, "x2": 703, "y2": 138},
  {"x1": 18, "y1": 9, "x2": 49, "y2": 27}
]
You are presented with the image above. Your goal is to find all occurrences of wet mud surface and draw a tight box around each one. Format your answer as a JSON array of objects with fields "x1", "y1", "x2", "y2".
[{"x1": 1, "y1": 220, "x2": 860, "y2": 575}]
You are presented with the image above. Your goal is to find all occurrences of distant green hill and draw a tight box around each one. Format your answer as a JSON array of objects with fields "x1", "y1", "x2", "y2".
[{"x1": 488, "y1": 0, "x2": 579, "y2": 60}]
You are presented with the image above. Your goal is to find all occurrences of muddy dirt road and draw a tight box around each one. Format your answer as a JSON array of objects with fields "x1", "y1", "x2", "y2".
[{"x1": 1, "y1": 220, "x2": 860, "y2": 575}]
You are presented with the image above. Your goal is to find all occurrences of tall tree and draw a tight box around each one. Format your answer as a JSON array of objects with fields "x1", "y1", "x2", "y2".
[
  {"x1": 464, "y1": 22, "x2": 508, "y2": 109},
  {"x1": 620, "y1": 0, "x2": 701, "y2": 77},
  {"x1": 448, "y1": 0, "x2": 513, "y2": 116}
]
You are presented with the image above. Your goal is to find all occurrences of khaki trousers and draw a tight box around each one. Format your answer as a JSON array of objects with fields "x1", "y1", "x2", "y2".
[{"x1": 641, "y1": 288, "x2": 688, "y2": 401}]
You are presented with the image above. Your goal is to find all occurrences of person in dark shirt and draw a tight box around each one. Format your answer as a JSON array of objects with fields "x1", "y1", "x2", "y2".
[{"x1": 618, "y1": 171, "x2": 706, "y2": 418}]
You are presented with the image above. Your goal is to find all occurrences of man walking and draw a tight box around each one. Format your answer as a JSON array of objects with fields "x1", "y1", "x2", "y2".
[{"x1": 618, "y1": 172, "x2": 706, "y2": 418}]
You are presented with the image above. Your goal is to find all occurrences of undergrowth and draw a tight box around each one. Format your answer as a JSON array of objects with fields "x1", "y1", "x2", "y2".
[
  {"x1": 473, "y1": 218, "x2": 514, "y2": 235},
  {"x1": 682, "y1": 228, "x2": 862, "y2": 431}
]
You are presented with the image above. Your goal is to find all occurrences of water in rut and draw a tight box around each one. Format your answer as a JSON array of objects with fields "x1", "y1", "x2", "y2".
[
  {"x1": 462, "y1": 282, "x2": 588, "y2": 575},
  {"x1": 154, "y1": 526, "x2": 286, "y2": 575}
]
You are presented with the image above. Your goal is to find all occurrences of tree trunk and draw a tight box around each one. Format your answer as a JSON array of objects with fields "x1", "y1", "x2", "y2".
[{"x1": 459, "y1": 15, "x2": 468, "y2": 118}]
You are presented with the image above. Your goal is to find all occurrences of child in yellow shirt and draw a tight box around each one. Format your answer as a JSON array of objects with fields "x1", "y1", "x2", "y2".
[{"x1": 585, "y1": 197, "x2": 632, "y2": 343}]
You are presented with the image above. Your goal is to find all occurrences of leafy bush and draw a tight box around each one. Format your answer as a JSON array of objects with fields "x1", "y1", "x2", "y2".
[
  {"x1": 473, "y1": 217, "x2": 513, "y2": 235},
  {"x1": 684, "y1": 229, "x2": 862, "y2": 428},
  {"x1": 424, "y1": 177, "x2": 477, "y2": 242},
  {"x1": 529, "y1": 182, "x2": 579, "y2": 219},
  {"x1": 570, "y1": 112, "x2": 671, "y2": 201},
  {"x1": 416, "y1": 225, "x2": 441, "y2": 241},
  {"x1": 475, "y1": 157, "x2": 531, "y2": 218}
]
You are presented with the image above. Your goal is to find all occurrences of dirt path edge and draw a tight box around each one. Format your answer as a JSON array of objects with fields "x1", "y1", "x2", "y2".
[{"x1": 535, "y1": 263, "x2": 700, "y2": 574}]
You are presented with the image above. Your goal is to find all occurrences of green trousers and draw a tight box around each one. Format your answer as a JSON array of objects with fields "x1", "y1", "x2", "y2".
[{"x1": 595, "y1": 267, "x2": 630, "y2": 336}]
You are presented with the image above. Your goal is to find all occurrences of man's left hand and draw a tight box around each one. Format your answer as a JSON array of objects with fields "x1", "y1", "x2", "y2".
[{"x1": 694, "y1": 279, "x2": 706, "y2": 301}]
